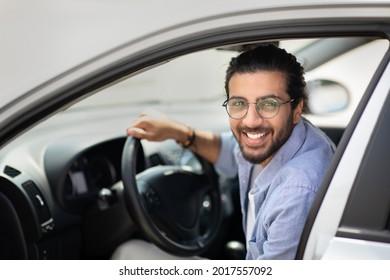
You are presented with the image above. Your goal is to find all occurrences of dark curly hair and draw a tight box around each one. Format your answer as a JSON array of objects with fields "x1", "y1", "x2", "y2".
[{"x1": 225, "y1": 44, "x2": 308, "y2": 113}]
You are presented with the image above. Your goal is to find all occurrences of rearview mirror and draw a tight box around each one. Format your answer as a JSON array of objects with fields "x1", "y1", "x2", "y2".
[{"x1": 307, "y1": 79, "x2": 349, "y2": 115}]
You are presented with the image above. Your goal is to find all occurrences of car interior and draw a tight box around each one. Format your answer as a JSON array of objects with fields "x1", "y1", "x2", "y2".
[{"x1": 0, "y1": 36, "x2": 388, "y2": 260}]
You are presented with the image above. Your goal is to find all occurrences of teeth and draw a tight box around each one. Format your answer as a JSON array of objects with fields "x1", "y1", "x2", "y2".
[{"x1": 247, "y1": 132, "x2": 266, "y2": 139}]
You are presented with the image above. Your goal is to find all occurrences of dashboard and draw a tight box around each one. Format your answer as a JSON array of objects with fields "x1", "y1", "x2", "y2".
[
  {"x1": 0, "y1": 128, "x2": 229, "y2": 259},
  {"x1": 45, "y1": 137, "x2": 126, "y2": 213},
  {"x1": 0, "y1": 135, "x2": 133, "y2": 259}
]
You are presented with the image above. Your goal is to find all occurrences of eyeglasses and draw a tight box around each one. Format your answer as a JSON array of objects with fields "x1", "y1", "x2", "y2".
[{"x1": 222, "y1": 96, "x2": 295, "y2": 119}]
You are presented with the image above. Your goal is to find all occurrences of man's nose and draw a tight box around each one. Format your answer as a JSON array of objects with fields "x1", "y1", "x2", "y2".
[{"x1": 242, "y1": 103, "x2": 264, "y2": 126}]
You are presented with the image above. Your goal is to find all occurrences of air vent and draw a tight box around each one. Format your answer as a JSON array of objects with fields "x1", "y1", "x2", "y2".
[
  {"x1": 149, "y1": 153, "x2": 164, "y2": 166},
  {"x1": 22, "y1": 180, "x2": 54, "y2": 233},
  {"x1": 3, "y1": 165, "x2": 21, "y2": 178}
]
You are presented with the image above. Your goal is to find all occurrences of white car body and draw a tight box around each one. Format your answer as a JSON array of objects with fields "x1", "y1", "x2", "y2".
[{"x1": 1, "y1": 0, "x2": 390, "y2": 260}]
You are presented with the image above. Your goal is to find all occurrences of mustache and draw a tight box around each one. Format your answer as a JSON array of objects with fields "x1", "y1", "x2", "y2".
[{"x1": 237, "y1": 125, "x2": 271, "y2": 133}]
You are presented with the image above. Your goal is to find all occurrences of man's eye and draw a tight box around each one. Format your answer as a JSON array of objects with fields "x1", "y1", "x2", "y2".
[
  {"x1": 231, "y1": 100, "x2": 246, "y2": 107},
  {"x1": 258, "y1": 100, "x2": 278, "y2": 110},
  {"x1": 260, "y1": 100, "x2": 277, "y2": 107}
]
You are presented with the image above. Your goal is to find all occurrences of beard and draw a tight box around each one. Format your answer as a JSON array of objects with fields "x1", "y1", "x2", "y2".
[{"x1": 233, "y1": 114, "x2": 295, "y2": 165}]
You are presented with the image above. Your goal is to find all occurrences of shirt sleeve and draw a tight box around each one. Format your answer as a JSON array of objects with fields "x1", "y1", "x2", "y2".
[{"x1": 214, "y1": 131, "x2": 238, "y2": 178}]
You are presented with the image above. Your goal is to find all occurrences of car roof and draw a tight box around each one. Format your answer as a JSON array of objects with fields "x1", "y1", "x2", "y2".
[
  {"x1": 1, "y1": 0, "x2": 390, "y2": 104},
  {"x1": 1, "y1": 0, "x2": 390, "y2": 146}
]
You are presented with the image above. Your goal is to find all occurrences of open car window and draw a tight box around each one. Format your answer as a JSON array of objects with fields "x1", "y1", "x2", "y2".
[{"x1": 54, "y1": 37, "x2": 389, "y2": 136}]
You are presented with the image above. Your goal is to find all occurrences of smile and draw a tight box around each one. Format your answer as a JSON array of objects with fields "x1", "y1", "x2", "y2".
[{"x1": 246, "y1": 132, "x2": 267, "y2": 139}]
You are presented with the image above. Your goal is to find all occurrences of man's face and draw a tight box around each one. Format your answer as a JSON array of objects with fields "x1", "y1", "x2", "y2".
[{"x1": 228, "y1": 71, "x2": 302, "y2": 167}]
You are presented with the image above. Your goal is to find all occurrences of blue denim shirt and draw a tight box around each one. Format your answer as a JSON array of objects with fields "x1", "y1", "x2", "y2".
[{"x1": 215, "y1": 118, "x2": 335, "y2": 259}]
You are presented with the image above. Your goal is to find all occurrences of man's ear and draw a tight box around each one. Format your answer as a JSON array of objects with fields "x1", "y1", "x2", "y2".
[{"x1": 293, "y1": 100, "x2": 303, "y2": 124}]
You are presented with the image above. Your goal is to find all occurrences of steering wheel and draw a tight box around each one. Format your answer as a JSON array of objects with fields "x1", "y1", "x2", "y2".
[{"x1": 121, "y1": 137, "x2": 222, "y2": 257}]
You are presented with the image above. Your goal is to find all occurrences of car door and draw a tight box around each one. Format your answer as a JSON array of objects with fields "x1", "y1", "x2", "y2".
[
  {"x1": 326, "y1": 91, "x2": 390, "y2": 259},
  {"x1": 298, "y1": 42, "x2": 390, "y2": 259}
]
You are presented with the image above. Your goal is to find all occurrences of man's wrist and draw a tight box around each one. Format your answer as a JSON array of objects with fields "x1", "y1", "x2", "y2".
[{"x1": 176, "y1": 125, "x2": 196, "y2": 148}]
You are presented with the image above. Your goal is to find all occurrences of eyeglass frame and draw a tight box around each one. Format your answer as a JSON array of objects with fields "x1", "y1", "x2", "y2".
[{"x1": 222, "y1": 96, "x2": 295, "y2": 119}]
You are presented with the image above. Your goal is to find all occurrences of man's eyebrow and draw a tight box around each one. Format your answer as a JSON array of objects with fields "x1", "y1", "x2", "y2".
[
  {"x1": 257, "y1": 94, "x2": 284, "y2": 100},
  {"x1": 228, "y1": 95, "x2": 247, "y2": 100},
  {"x1": 228, "y1": 94, "x2": 285, "y2": 101}
]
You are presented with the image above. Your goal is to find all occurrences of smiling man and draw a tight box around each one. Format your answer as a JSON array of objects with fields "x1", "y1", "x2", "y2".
[{"x1": 114, "y1": 44, "x2": 336, "y2": 260}]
